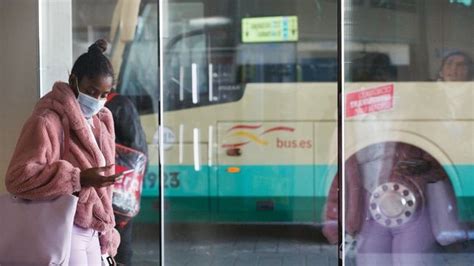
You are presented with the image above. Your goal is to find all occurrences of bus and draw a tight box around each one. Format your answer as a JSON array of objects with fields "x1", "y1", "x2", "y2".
[
  {"x1": 111, "y1": 0, "x2": 473, "y2": 234},
  {"x1": 115, "y1": 0, "x2": 339, "y2": 224}
]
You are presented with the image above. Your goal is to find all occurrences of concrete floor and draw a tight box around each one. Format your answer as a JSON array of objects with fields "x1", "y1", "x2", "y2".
[
  {"x1": 131, "y1": 223, "x2": 160, "y2": 265},
  {"x1": 163, "y1": 224, "x2": 337, "y2": 266},
  {"x1": 130, "y1": 223, "x2": 474, "y2": 266},
  {"x1": 131, "y1": 223, "x2": 337, "y2": 266}
]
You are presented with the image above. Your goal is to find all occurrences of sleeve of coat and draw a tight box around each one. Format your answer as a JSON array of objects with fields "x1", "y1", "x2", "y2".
[
  {"x1": 322, "y1": 173, "x2": 339, "y2": 244},
  {"x1": 99, "y1": 228, "x2": 121, "y2": 256},
  {"x1": 322, "y1": 156, "x2": 365, "y2": 244},
  {"x1": 344, "y1": 155, "x2": 364, "y2": 236},
  {"x1": 421, "y1": 151, "x2": 449, "y2": 182},
  {"x1": 5, "y1": 115, "x2": 81, "y2": 200}
]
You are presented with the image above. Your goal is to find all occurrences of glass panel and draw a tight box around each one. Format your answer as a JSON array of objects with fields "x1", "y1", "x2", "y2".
[
  {"x1": 344, "y1": 0, "x2": 473, "y2": 265},
  {"x1": 72, "y1": 1, "x2": 160, "y2": 265},
  {"x1": 162, "y1": 0, "x2": 338, "y2": 265}
]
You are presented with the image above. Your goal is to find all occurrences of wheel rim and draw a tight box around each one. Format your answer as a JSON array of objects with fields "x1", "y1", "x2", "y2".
[{"x1": 369, "y1": 182, "x2": 418, "y2": 228}]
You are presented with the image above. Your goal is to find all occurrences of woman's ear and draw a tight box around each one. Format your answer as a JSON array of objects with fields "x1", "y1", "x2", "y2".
[
  {"x1": 69, "y1": 73, "x2": 77, "y2": 86},
  {"x1": 69, "y1": 73, "x2": 80, "y2": 97}
]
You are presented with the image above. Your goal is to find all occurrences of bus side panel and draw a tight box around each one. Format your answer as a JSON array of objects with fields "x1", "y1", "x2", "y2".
[
  {"x1": 444, "y1": 165, "x2": 474, "y2": 221},
  {"x1": 216, "y1": 121, "x2": 315, "y2": 222}
]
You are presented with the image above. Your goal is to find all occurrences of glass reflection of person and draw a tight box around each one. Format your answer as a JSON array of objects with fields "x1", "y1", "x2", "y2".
[
  {"x1": 437, "y1": 51, "x2": 473, "y2": 81},
  {"x1": 322, "y1": 52, "x2": 464, "y2": 266}
]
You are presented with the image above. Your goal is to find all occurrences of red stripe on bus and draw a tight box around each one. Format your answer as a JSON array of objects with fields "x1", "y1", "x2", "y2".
[
  {"x1": 227, "y1": 124, "x2": 262, "y2": 132},
  {"x1": 261, "y1": 127, "x2": 295, "y2": 135}
]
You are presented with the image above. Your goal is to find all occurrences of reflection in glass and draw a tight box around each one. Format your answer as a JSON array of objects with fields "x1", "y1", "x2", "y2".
[
  {"x1": 344, "y1": 0, "x2": 473, "y2": 265},
  {"x1": 162, "y1": 0, "x2": 338, "y2": 265}
]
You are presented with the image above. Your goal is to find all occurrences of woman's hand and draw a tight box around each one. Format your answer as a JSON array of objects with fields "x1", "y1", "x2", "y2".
[{"x1": 80, "y1": 165, "x2": 122, "y2": 188}]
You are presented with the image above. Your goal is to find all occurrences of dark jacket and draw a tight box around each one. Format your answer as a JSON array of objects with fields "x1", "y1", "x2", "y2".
[{"x1": 105, "y1": 93, "x2": 148, "y2": 156}]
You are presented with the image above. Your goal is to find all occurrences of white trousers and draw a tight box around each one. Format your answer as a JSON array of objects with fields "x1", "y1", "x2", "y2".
[{"x1": 69, "y1": 225, "x2": 102, "y2": 266}]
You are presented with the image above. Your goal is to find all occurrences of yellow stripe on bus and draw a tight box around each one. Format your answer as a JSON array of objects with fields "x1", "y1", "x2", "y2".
[{"x1": 232, "y1": 131, "x2": 268, "y2": 145}]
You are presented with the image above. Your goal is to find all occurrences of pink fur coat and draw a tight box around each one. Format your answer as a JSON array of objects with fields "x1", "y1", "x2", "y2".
[{"x1": 5, "y1": 82, "x2": 120, "y2": 256}]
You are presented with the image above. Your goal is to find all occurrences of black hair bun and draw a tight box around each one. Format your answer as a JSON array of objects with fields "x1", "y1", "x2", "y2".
[{"x1": 88, "y1": 39, "x2": 108, "y2": 54}]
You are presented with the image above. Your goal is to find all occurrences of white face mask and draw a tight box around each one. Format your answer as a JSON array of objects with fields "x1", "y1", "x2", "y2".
[{"x1": 75, "y1": 81, "x2": 106, "y2": 119}]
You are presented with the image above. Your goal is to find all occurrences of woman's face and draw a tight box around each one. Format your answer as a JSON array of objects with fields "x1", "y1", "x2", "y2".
[
  {"x1": 71, "y1": 74, "x2": 114, "y2": 99},
  {"x1": 439, "y1": 55, "x2": 470, "y2": 81}
]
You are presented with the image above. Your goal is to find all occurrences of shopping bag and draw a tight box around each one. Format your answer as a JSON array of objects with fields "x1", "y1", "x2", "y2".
[
  {"x1": 0, "y1": 194, "x2": 78, "y2": 265},
  {"x1": 112, "y1": 143, "x2": 147, "y2": 226},
  {"x1": 426, "y1": 179, "x2": 468, "y2": 246}
]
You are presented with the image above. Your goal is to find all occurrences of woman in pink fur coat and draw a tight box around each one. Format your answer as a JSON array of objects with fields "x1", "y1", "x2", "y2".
[{"x1": 5, "y1": 39, "x2": 121, "y2": 265}]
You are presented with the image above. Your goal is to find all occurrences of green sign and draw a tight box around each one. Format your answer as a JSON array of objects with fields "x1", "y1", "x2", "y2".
[{"x1": 242, "y1": 16, "x2": 298, "y2": 43}]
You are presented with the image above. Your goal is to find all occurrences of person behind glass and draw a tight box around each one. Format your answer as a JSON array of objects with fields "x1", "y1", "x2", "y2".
[
  {"x1": 5, "y1": 39, "x2": 121, "y2": 265},
  {"x1": 437, "y1": 51, "x2": 473, "y2": 81},
  {"x1": 105, "y1": 90, "x2": 148, "y2": 266}
]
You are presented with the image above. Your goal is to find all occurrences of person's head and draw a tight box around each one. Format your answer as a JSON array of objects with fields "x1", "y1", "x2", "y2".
[
  {"x1": 68, "y1": 39, "x2": 114, "y2": 118},
  {"x1": 438, "y1": 51, "x2": 473, "y2": 81},
  {"x1": 350, "y1": 52, "x2": 397, "y2": 82}
]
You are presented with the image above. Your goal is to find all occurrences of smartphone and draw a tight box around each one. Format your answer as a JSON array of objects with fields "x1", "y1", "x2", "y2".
[
  {"x1": 120, "y1": 169, "x2": 134, "y2": 175},
  {"x1": 115, "y1": 169, "x2": 134, "y2": 183}
]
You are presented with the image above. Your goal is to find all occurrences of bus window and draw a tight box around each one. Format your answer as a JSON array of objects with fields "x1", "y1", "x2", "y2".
[
  {"x1": 116, "y1": 3, "x2": 158, "y2": 115},
  {"x1": 345, "y1": 0, "x2": 473, "y2": 82},
  {"x1": 164, "y1": 1, "x2": 338, "y2": 111}
]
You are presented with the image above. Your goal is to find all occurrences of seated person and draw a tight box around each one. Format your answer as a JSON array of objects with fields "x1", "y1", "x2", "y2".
[{"x1": 437, "y1": 51, "x2": 472, "y2": 81}]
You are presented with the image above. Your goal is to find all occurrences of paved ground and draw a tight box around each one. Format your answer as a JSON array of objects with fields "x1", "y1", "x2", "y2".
[
  {"x1": 164, "y1": 224, "x2": 338, "y2": 266},
  {"x1": 132, "y1": 223, "x2": 337, "y2": 266},
  {"x1": 132, "y1": 223, "x2": 160, "y2": 265},
  {"x1": 131, "y1": 223, "x2": 474, "y2": 266}
]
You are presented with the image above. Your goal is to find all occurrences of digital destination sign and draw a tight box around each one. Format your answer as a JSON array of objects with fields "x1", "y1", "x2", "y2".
[{"x1": 242, "y1": 16, "x2": 298, "y2": 43}]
